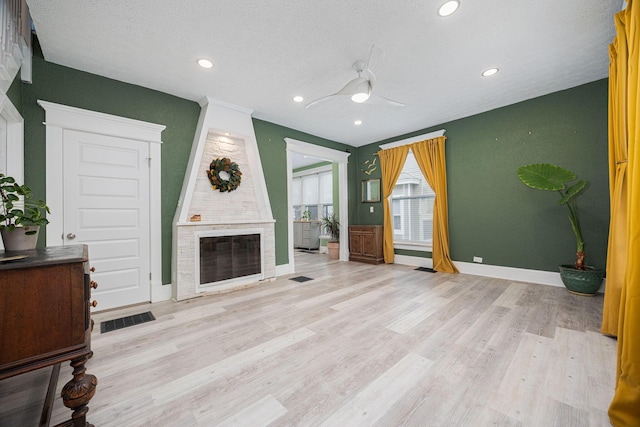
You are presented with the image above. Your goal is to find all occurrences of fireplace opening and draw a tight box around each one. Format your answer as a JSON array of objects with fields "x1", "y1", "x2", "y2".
[{"x1": 197, "y1": 231, "x2": 263, "y2": 289}]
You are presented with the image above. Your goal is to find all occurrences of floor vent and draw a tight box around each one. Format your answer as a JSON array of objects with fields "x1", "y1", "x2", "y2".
[
  {"x1": 290, "y1": 276, "x2": 314, "y2": 283},
  {"x1": 415, "y1": 267, "x2": 436, "y2": 273},
  {"x1": 100, "y1": 311, "x2": 155, "y2": 334}
]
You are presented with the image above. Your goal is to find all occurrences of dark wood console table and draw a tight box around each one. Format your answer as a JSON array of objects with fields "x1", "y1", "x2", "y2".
[
  {"x1": 0, "y1": 245, "x2": 97, "y2": 427},
  {"x1": 349, "y1": 225, "x2": 384, "y2": 264}
]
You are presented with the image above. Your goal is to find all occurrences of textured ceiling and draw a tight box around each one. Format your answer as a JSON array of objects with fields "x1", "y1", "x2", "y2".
[{"x1": 26, "y1": 0, "x2": 622, "y2": 147}]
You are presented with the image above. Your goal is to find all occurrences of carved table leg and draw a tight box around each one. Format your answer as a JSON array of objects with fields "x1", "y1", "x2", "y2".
[{"x1": 60, "y1": 353, "x2": 98, "y2": 427}]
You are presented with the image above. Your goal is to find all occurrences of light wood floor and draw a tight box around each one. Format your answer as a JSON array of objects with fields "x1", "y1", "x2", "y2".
[{"x1": 1, "y1": 252, "x2": 617, "y2": 426}]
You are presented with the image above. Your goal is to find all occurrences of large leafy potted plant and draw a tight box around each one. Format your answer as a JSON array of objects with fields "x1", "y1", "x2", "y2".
[
  {"x1": 517, "y1": 164, "x2": 605, "y2": 295},
  {"x1": 0, "y1": 174, "x2": 50, "y2": 251},
  {"x1": 321, "y1": 212, "x2": 340, "y2": 259}
]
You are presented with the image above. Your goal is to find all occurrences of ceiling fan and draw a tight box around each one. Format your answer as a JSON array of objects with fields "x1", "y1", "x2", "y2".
[{"x1": 305, "y1": 46, "x2": 406, "y2": 109}]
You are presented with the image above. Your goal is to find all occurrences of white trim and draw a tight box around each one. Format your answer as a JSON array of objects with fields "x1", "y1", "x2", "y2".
[
  {"x1": 276, "y1": 263, "x2": 294, "y2": 276},
  {"x1": 379, "y1": 129, "x2": 446, "y2": 150},
  {"x1": 37, "y1": 101, "x2": 166, "y2": 142},
  {"x1": 0, "y1": 91, "x2": 24, "y2": 184},
  {"x1": 394, "y1": 242, "x2": 433, "y2": 252},
  {"x1": 0, "y1": 93, "x2": 24, "y2": 251},
  {"x1": 39, "y1": 101, "x2": 165, "y2": 304},
  {"x1": 149, "y1": 140, "x2": 163, "y2": 301},
  {"x1": 177, "y1": 219, "x2": 276, "y2": 227},
  {"x1": 153, "y1": 283, "x2": 173, "y2": 302},
  {"x1": 293, "y1": 164, "x2": 333, "y2": 177},
  {"x1": 285, "y1": 138, "x2": 351, "y2": 270},
  {"x1": 392, "y1": 254, "x2": 605, "y2": 292},
  {"x1": 174, "y1": 97, "x2": 273, "y2": 225},
  {"x1": 393, "y1": 254, "x2": 434, "y2": 269}
]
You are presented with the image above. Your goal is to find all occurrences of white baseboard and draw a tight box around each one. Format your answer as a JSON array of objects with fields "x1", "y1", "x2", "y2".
[{"x1": 393, "y1": 254, "x2": 606, "y2": 292}]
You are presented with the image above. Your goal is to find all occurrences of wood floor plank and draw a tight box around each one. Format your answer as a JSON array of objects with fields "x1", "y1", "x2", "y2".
[
  {"x1": 319, "y1": 352, "x2": 434, "y2": 426},
  {"x1": 152, "y1": 327, "x2": 316, "y2": 405},
  {"x1": 214, "y1": 395, "x2": 287, "y2": 427}
]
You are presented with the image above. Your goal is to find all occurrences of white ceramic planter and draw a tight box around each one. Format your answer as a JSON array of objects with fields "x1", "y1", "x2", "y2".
[{"x1": 1, "y1": 226, "x2": 40, "y2": 251}]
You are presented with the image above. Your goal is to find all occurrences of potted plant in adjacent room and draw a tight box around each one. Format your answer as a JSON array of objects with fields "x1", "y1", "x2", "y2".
[
  {"x1": 322, "y1": 212, "x2": 340, "y2": 260},
  {"x1": 517, "y1": 164, "x2": 605, "y2": 295},
  {"x1": 0, "y1": 174, "x2": 50, "y2": 251}
]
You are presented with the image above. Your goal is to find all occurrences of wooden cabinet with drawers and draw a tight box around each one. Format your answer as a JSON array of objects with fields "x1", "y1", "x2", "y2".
[
  {"x1": 348, "y1": 225, "x2": 384, "y2": 264},
  {"x1": 0, "y1": 245, "x2": 97, "y2": 427}
]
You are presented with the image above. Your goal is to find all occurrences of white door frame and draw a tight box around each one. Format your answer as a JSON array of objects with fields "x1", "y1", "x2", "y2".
[
  {"x1": 0, "y1": 91, "x2": 24, "y2": 182},
  {"x1": 285, "y1": 138, "x2": 350, "y2": 272},
  {"x1": 39, "y1": 100, "x2": 168, "y2": 303}
]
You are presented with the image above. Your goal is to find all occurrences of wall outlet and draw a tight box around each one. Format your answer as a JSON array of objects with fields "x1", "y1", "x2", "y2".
[
  {"x1": 473, "y1": 256, "x2": 483, "y2": 263},
  {"x1": 370, "y1": 206, "x2": 374, "y2": 213}
]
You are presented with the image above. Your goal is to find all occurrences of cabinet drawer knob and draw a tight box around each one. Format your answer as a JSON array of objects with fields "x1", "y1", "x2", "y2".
[
  {"x1": 89, "y1": 300, "x2": 98, "y2": 308},
  {"x1": 90, "y1": 267, "x2": 96, "y2": 273},
  {"x1": 90, "y1": 281, "x2": 98, "y2": 289}
]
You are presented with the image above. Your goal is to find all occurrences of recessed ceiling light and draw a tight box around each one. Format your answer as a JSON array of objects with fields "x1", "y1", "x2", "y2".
[
  {"x1": 197, "y1": 58, "x2": 214, "y2": 69},
  {"x1": 354, "y1": 120, "x2": 363, "y2": 126},
  {"x1": 438, "y1": 1, "x2": 460, "y2": 17},
  {"x1": 482, "y1": 67, "x2": 499, "y2": 77},
  {"x1": 293, "y1": 96, "x2": 304, "y2": 103}
]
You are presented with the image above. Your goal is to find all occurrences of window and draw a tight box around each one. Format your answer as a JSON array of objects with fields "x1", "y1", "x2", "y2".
[
  {"x1": 390, "y1": 150, "x2": 435, "y2": 248},
  {"x1": 292, "y1": 167, "x2": 333, "y2": 220}
]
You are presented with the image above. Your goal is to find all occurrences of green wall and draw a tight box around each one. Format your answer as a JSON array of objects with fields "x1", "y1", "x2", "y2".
[
  {"x1": 356, "y1": 79, "x2": 610, "y2": 272},
  {"x1": 252, "y1": 119, "x2": 356, "y2": 265},
  {"x1": 21, "y1": 40, "x2": 201, "y2": 284}
]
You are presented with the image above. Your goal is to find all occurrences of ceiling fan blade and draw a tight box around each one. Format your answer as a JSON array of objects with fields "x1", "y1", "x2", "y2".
[
  {"x1": 367, "y1": 45, "x2": 384, "y2": 71},
  {"x1": 335, "y1": 76, "x2": 369, "y2": 96},
  {"x1": 305, "y1": 94, "x2": 342, "y2": 108},
  {"x1": 366, "y1": 68, "x2": 377, "y2": 89},
  {"x1": 306, "y1": 77, "x2": 371, "y2": 108},
  {"x1": 374, "y1": 94, "x2": 406, "y2": 107}
]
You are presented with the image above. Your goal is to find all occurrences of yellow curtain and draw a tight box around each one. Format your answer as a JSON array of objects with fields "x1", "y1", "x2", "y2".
[
  {"x1": 602, "y1": 9, "x2": 629, "y2": 337},
  {"x1": 609, "y1": 0, "x2": 640, "y2": 425},
  {"x1": 411, "y1": 137, "x2": 459, "y2": 273},
  {"x1": 378, "y1": 145, "x2": 409, "y2": 263}
]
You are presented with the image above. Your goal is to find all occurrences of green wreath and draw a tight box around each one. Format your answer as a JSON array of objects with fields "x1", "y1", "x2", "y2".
[{"x1": 207, "y1": 157, "x2": 242, "y2": 192}]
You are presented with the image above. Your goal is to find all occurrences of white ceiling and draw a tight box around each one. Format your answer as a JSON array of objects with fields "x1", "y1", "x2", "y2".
[{"x1": 26, "y1": 1, "x2": 621, "y2": 148}]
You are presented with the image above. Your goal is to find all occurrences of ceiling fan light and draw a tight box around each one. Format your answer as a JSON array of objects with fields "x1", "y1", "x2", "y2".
[
  {"x1": 482, "y1": 67, "x2": 499, "y2": 77},
  {"x1": 438, "y1": 0, "x2": 460, "y2": 17},
  {"x1": 351, "y1": 91, "x2": 370, "y2": 103},
  {"x1": 197, "y1": 58, "x2": 214, "y2": 69}
]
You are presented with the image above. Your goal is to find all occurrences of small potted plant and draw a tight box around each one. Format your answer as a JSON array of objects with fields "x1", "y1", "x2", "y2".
[
  {"x1": 0, "y1": 174, "x2": 50, "y2": 251},
  {"x1": 321, "y1": 212, "x2": 340, "y2": 259},
  {"x1": 517, "y1": 164, "x2": 605, "y2": 295}
]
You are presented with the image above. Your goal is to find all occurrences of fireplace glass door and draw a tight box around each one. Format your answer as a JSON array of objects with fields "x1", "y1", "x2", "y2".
[{"x1": 199, "y1": 234, "x2": 261, "y2": 285}]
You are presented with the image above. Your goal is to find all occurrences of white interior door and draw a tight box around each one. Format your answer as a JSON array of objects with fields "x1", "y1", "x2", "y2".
[{"x1": 63, "y1": 130, "x2": 151, "y2": 311}]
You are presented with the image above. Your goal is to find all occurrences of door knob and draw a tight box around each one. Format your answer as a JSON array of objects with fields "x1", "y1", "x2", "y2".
[{"x1": 67, "y1": 233, "x2": 76, "y2": 240}]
